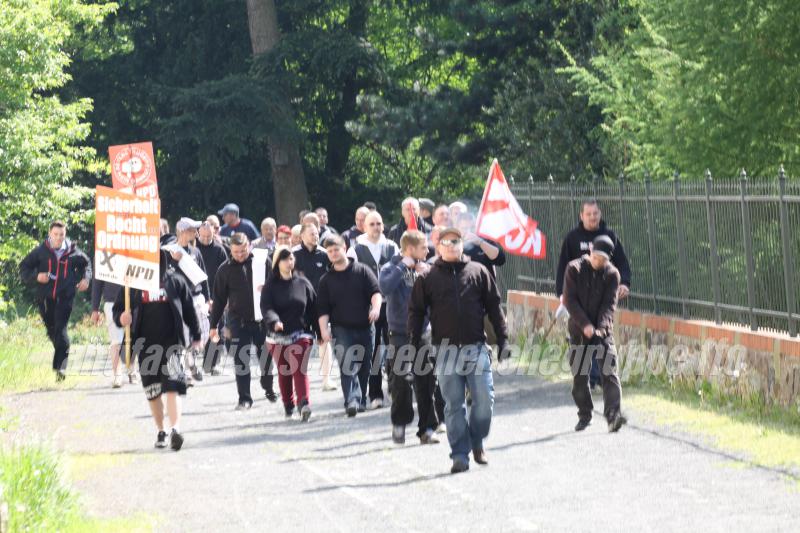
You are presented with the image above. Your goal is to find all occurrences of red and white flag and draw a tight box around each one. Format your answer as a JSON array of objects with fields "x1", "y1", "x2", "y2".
[{"x1": 475, "y1": 159, "x2": 546, "y2": 259}]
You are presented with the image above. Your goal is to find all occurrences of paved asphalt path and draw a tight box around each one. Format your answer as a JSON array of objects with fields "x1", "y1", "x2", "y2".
[{"x1": 1, "y1": 349, "x2": 798, "y2": 532}]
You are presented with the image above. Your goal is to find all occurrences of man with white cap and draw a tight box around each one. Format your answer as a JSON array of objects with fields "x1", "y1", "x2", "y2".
[
  {"x1": 168, "y1": 218, "x2": 211, "y2": 384},
  {"x1": 218, "y1": 203, "x2": 259, "y2": 241},
  {"x1": 563, "y1": 234, "x2": 626, "y2": 433}
]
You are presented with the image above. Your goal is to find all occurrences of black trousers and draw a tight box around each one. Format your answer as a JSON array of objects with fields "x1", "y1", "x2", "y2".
[
  {"x1": 38, "y1": 297, "x2": 73, "y2": 371},
  {"x1": 228, "y1": 319, "x2": 274, "y2": 404},
  {"x1": 387, "y1": 332, "x2": 439, "y2": 437},
  {"x1": 368, "y1": 303, "x2": 389, "y2": 401},
  {"x1": 569, "y1": 338, "x2": 621, "y2": 422}
]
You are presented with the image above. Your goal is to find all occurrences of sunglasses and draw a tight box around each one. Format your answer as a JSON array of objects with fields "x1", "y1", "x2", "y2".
[{"x1": 440, "y1": 238, "x2": 462, "y2": 246}]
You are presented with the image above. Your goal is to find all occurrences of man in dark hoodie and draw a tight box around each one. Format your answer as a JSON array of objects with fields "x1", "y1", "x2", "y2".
[
  {"x1": 114, "y1": 249, "x2": 201, "y2": 451},
  {"x1": 555, "y1": 200, "x2": 631, "y2": 390},
  {"x1": 563, "y1": 235, "x2": 626, "y2": 434},
  {"x1": 380, "y1": 229, "x2": 439, "y2": 446},
  {"x1": 196, "y1": 221, "x2": 228, "y2": 375},
  {"x1": 409, "y1": 227, "x2": 509, "y2": 474},
  {"x1": 20, "y1": 221, "x2": 92, "y2": 381},
  {"x1": 387, "y1": 197, "x2": 433, "y2": 245}
]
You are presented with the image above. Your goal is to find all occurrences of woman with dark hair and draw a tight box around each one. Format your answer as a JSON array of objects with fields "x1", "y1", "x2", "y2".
[{"x1": 261, "y1": 246, "x2": 318, "y2": 421}]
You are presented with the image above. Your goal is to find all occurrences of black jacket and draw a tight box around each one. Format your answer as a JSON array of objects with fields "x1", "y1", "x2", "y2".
[
  {"x1": 210, "y1": 253, "x2": 272, "y2": 327},
  {"x1": 563, "y1": 256, "x2": 620, "y2": 343},
  {"x1": 408, "y1": 256, "x2": 508, "y2": 347},
  {"x1": 19, "y1": 239, "x2": 91, "y2": 302},
  {"x1": 196, "y1": 239, "x2": 228, "y2": 295},
  {"x1": 292, "y1": 244, "x2": 330, "y2": 290},
  {"x1": 555, "y1": 220, "x2": 631, "y2": 296},
  {"x1": 387, "y1": 216, "x2": 433, "y2": 245},
  {"x1": 261, "y1": 273, "x2": 318, "y2": 335},
  {"x1": 166, "y1": 244, "x2": 210, "y2": 302},
  {"x1": 341, "y1": 225, "x2": 362, "y2": 249},
  {"x1": 112, "y1": 268, "x2": 200, "y2": 348}
]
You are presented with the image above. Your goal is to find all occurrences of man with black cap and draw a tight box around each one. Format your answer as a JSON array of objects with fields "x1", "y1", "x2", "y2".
[
  {"x1": 418, "y1": 198, "x2": 435, "y2": 227},
  {"x1": 563, "y1": 234, "x2": 626, "y2": 433},
  {"x1": 218, "y1": 203, "x2": 259, "y2": 241},
  {"x1": 556, "y1": 199, "x2": 631, "y2": 390},
  {"x1": 409, "y1": 226, "x2": 509, "y2": 474}
]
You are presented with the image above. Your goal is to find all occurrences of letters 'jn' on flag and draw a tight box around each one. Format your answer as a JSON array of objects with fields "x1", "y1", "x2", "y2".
[{"x1": 475, "y1": 159, "x2": 546, "y2": 259}]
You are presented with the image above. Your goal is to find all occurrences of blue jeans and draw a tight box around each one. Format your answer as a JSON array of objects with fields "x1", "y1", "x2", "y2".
[
  {"x1": 435, "y1": 343, "x2": 495, "y2": 463},
  {"x1": 332, "y1": 325, "x2": 375, "y2": 409}
]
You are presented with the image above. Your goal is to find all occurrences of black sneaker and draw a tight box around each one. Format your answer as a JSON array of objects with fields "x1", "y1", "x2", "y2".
[
  {"x1": 392, "y1": 425, "x2": 405, "y2": 445},
  {"x1": 358, "y1": 403, "x2": 366, "y2": 413},
  {"x1": 265, "y1": 390, "x2": 278, "y2": 403},
  {"x1": 575, "y1": 418, "x2": 592, "y2": 432},
  {"x1": 284, "y1": 404, "x2": 295, "y2": 419},
  {"x1": 155, "y1": 431, "x2": 168, "y2": 448},
  {"x1": 170, "y1": 429, "x2": 184, "y2": 451},
  {"x1": 346, "y1": 400, "x2": 358, "y2": 417},
  {"x1": 608, "y1": 413, "x2": 627, "y2": 433},
  {"x1": 300, "y1": 402, "x2": 311, "y2": 423},
  {"x1": 192, "y1": 366, "x2": 204, "y2": 382},
  {"x1": 450, "y1": 458, "x2": 469, "y2": 474},
  {"x1": 235, "y1": 401, "x2": 253, "y2": 411},
  {"x1": 55, "y1": 370, "x2": 66, "y2": 383}
]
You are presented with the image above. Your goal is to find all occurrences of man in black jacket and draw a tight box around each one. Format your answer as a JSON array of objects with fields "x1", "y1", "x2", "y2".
[
  {"x1": 114, "y1": 251, "x2": 201, "y2": 451},
  {"x1": 209, "y1": 233, "x2": 276, "y2": 409},
  {"x1": 197, "y1": 221, "x2": 228, "y2": 374},
  {"x1": 556, "y1": 200, "x2": 631, "y2": 390},
  {"x1": 19, "y1": 221, "x2": 91, "y2": 381},
  {"x1": 563, "y1": 235, "x2": 626, "y2": 433},
  {"x1": 387, "y1": 197, "x2": 433, "y2": 245},
  {"x1": 409, "y1": 227, "x2": 509, "y2": 474}
]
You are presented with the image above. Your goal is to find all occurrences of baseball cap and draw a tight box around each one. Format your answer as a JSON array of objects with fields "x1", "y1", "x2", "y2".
[
  {"x1": 592, "y1": 235, "x2": 615, "y2": 259},
  {"x1": 419, "y1": 198, "x2": 435, "y2": 212},
  {"x1": 175, "y1": 217, "x2": 202, "y2": 233},
  {"x1": 438, "y1": 227, "x2": 463, "y2": 240},
  {"x1": 217, "y1": 203, "x2": 240, "y2": 217}
]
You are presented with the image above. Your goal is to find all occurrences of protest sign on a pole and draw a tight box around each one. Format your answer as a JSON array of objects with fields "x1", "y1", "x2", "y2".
[
  {"x1": 94, "y1": 185, "x2": 161, "y2": 293},
  {"x1": 108, "y1": 142, "x2": 159, "y2": 198}
]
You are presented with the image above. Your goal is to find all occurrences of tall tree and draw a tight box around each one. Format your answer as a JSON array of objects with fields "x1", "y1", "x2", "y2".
[{"x1": 246, "y1": 0, "x2": 309, "y2": 225}]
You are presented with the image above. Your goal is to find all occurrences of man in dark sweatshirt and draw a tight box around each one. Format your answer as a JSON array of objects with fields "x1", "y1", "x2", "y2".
[
  {"x1": 19, "y1": 220, "x2": 91, "y2": 381},
  {"x1": 209, "y1": 233, "x2": 275, "y2": 409},
  {"x1": 196, "y1": 221, "x2": 228, "y2": 374},
  {"x1": 380, "y1": 229, "x2": 439, "y2": 445},
  {"x1": 387, "y1": 197, "x2": 433, "y2": 245},
  {"x1": 408, "y1": 227, "x2": 509, "y2": 474},
  {"x1": 563, "y1": 235, "x2": 626, "y2": 433},
  {"x1": 555, "y1": 200, "x2": 631, "y2": 390},
  {"x1": 317, "y1": 235, "x2": 382, "y2": 417}
]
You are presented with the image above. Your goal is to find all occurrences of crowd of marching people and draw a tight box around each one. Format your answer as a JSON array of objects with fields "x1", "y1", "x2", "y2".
[{"x1": 20, "y1": 196, "x2": 631, "y2": 471}]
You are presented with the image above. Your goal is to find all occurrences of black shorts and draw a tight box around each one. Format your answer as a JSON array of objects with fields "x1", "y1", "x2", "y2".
[{"x1": 137, "y1": 341, "x2": 187, "y2": 400}]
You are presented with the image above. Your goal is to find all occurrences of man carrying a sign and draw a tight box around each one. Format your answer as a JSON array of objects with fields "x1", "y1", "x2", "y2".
[{"x1": 19, "y1": 221, "x2": 92, "y2": 381}]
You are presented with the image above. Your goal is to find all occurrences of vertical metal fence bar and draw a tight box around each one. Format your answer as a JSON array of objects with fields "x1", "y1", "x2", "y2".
[
  {"x1": 526, "y1": 175, "x2": 540, "y2": 293},
  {"x1": 570, "y1": 175, "x2": 578, "y2": 222},
  {"x1": 778, "y1": 165, "x2": 797, "y2": 336},
  {"x1": 547, "y1": 175, "x2": 558, "y2": 285},
  {"x1": 705, "y1": 170, "x2": 723, "y2": 324},
  {"x1": 672, "y1": 172, "x2": 689, "y2": 319},
  {"x1": 739, "y1": 170, "x2": 757, "y2": 331},
  {"x1": 644, "y1": 174, "x2": 660, "y2": 314}
]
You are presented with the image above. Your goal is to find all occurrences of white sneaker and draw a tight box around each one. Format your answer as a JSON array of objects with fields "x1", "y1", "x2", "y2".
[
  {"x1": 436, "y1": 422, "x2": 446, "y2": 434},
  {"x1": 322, "y1": 382, "x2": 338, "y2": 391},
  {"x1": 112, "y1": 374, "x2": 123, "y2": 388},
  {"x1": 370, "y1": 398, "x2": 384, "y2": 410}
]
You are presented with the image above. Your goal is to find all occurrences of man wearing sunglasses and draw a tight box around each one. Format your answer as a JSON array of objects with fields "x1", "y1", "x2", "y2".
[{"x1": 408, "y1": 227, "x2": 509, "y2": 474}]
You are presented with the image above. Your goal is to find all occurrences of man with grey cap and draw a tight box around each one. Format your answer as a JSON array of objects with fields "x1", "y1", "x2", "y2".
[
  {"x1": 168, "y1": 218, "x2": 212, "y2": 383},
  {"x1": 563, "y1": 234, "x2": 626, "y2": 433},
  {"x1": 218, "y1": 203, "x2": 259, "y2": 241},
  {"x1": 409, "y1": 226, "x2": 509, "y2": 474}
]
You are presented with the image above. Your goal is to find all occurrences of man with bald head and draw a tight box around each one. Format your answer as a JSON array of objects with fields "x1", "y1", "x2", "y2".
[
  {"x1": 388, "y1": 197, "x2": 432, "y2": 245},
  {"x1": 342, "y1": 206, "x2": 370, "y2": 249},
  {"x1": 348, "y1": 211, "x2": 399, "y2": 408}
]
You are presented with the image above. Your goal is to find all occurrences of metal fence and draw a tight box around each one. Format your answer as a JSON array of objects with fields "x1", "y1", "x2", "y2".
[{"x1": 496, "y1": 167, "x2": 800, "y2": 337}]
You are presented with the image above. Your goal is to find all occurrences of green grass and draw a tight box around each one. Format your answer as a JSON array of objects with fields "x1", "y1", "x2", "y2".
[
  {"x1": 0, "y1": 311, "x2": 105, "y2": 393},
  {"x1": 0, "y1": 444, "x2": 154, "y2": 532}
]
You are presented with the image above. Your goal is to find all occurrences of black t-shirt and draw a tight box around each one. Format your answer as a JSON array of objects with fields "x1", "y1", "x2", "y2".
[{"x1": 317, "y1": 261, "x2": 380, "y2": 329}]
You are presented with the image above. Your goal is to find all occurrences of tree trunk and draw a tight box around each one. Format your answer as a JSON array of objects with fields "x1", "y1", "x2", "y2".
[{"x1": 246, "y1": 0, "x2": 309, "y2": 225}]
